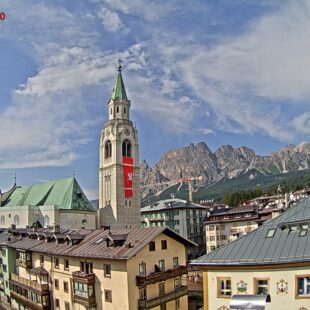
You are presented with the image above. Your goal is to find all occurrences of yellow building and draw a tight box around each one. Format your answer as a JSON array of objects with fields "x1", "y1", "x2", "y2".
[
  {"x1": 191, "y1": 196, "x2": 310, "y2": 310},
  {"x1": 3, "y1": 226, "x2": 194, "y2": 309}
]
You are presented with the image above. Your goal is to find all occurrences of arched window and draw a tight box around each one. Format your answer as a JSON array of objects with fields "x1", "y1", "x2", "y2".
[
  {"x1": 44, "y1": 215, "x2": 50, "y2": 228},
  {"x1": 105, "y1": 140, "x2": 112, "y2": 158},
  {"x1": 14, "y1": 215, "x2": 19, "y2": 225},
  {"x1": 116, "y1": 106, "x2": 119, "y2": 113},
  {"x1": 0, "y1": 215, "x2": 5, "y2": 225},
  {"x1": 122, "y1": 139, "x2": 132, "y2": 157},
  {"x1": 124, "y1": 107, "x2": 127, "y2": 114}
]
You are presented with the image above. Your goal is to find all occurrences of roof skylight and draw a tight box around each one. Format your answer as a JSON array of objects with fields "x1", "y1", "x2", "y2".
[{"x1": 266, "y1": 228, "x2": 276, "y2": 238}]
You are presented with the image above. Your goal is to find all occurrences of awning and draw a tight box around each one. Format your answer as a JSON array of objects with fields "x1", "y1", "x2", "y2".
[{"x1": 230, "y1": 294, "x2": 271, "y2": 309}]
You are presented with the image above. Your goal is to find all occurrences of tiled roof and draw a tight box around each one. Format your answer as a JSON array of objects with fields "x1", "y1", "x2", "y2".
[
  {"x1": 8, "y1": 227, "x2": 196, "y2": 260},
  {"x1": 2, "y1": 177, "x2": 95, "y2": 212},
  {"x1": 191, "y1": 197, "x2": 310, "y2": 266}
]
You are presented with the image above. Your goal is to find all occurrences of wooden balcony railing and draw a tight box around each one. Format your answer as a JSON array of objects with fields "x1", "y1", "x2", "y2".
[
  {"x1": 10, "y1": 273, "x2": 49, "y2": 293},
  {"x1": 72, "y1": 271, "x2": 95, "y2": 284},
  {"x1": 136, "y1": 266, "x2": 187, "y2": 287},
  {"x1": 138, "y1": 286, "x2": 187, "y2": 309}
]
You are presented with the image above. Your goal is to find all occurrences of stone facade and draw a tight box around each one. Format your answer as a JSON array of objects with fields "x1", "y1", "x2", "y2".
[{"x1": 99, "y1": 66, "x2": 141, "y2": 229}]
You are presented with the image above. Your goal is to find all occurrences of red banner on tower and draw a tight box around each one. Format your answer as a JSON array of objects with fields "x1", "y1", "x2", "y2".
[{"x1": 123, "y1": 156, "x2": 134, "y2": 198}]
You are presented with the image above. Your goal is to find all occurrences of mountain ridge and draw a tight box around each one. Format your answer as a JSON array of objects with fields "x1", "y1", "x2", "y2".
[{"x1": 140, "y1": 141, "x2": 310, "y2": 199}]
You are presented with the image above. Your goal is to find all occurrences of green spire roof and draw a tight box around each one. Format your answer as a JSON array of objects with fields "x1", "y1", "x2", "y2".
[{"x1": 111, "y1": 64, "x2": 128, "y2": 101}]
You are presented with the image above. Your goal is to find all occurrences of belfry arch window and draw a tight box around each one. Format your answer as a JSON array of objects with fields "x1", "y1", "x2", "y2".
[
  {"x1": 122, "y1": 139, "x2": 132, "y2": 157},
  {"x1": 105, "y1": 140, "x2": 112, "y2": 158}
]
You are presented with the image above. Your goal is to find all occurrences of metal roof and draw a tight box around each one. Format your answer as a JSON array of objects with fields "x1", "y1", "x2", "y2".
[
  {"x1": 2, "y1": 177, "x2": 95, "y2": 212},
  {"x1": 191, "y1": 197, "x2": 310, "y2": 266},
  {"x1": 111, "y1": 65, "x2": 128, "y2": 101}
]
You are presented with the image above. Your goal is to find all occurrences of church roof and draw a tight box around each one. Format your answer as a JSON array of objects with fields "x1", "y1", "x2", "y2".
[
  {"x1": 1, "y1": 177, "x2": 95, "y2": 212},
  {"x1": 111, "y1": 65, "x2": 128, "y2": 101},
  {"x1": 191, "y1": 196, "x2": 310, "y2": 267}
]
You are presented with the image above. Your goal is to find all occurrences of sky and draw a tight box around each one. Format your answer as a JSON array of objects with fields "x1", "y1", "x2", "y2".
[{"x1": 0, "y1": 0, "x2": 310, "y2": 199}]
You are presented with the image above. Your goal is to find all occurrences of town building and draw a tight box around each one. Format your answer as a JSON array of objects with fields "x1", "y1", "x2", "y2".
[
  {"x1": 0, "y1": 226, "x2": 193, "y2": 310},
  {"x1": 191, "y1": 196, "x2": 310, "y2": 310},
  {"x1": 98, "y1": 64, "x2": 141, "y2": 229},
  {"x1": 141, "y1": 198, "x2": 207, "y2": 258},
  {"x1": 0, "y1": 177, "x2": 96, "y2": 230}
]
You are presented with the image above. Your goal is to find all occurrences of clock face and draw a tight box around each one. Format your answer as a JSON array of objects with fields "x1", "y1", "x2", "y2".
[{"x1": 124, "y1": 128, "x2": 130, "y2": 136}]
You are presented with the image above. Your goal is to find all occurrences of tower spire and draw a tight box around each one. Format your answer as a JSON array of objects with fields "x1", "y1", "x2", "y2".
[{"x1": 111, "y1": 61, "x2": 128, "y2": 101}]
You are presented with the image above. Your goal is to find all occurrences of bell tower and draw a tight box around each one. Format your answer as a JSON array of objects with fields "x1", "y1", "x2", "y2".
[{"x1": 99, "y1": 64, "x2": 141, "y2": 229}]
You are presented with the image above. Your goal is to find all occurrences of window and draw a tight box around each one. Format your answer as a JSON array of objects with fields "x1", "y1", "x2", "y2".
[
  {"x1": 40, "y1": 255, "x2": 44, "y2": 265},
  {"x1": 64, "y1": 259, "x2": 69, "y2": 270},
  {"x1": 160, "y1": 304, "x2": 166, "y2": 310},
  {"x1": 2, "y1": 265, "x2": 7, "y2": 273},
  {"x1": 176, "y1": 298, "x2": 180, "y2": 309},
  {"x1": 266, "y1": 229, "x2": 276, "y2": 238},
  {"x1": 54, "y1": 257, "x2": 59, "y2": 269},
  {"x1": 105, "y1": 140, "x2": 112, "y2": 158},
  {"x1": 64, "y1": 302, "x2": 70, "y2": 310},
  {"x1": 149, "y1": 241, "x2": 155, "y2": 251},
  {"x1": 159, "y1": 283, "x2": 165, "y2": 296},
  {"x1": 124, "y1": 107, "x2": 127, "y2": 114},
  {"x1": 80, "y1": 262, "x2": 93, "y2": 274},
  {"x1": 104, "y1": 264, "x2": 111, "y2": 278},
  {"x1": 173, "y1": 257, "x2": 179, "y2": 268},
  {"x1": 217, "y1": 278, "x2": 231, "y2": 298},
  {"x1": 55, "y1": 299, "x2": 60, "y2": 308},
  {"x1": 14, "y1": 215, "x2": 19, "y2": 225},
  {"x1": 296, "y1": 275, "x2": 310, "y2": 297},
  {"x1": 139, "y1": 263, "x2": 146, "y2": 276},
  {"x1": 54, "y1": 279, "x2": 59, "y2": 289},
  {"x1": 161, "y1": 240, "x2": 167, "y2": 250},
  {"x1": 174, "y1": 277, "x2": 181, "y2": 289},
  {"x1": 122, "y1": 139, "x2": 131, "y2": 157},
  {"x1": 220, "y1": 235, "x2": 227, "y2": 241},
  {"x1": 0, "y1": 215, "x2": 4, "y2": 225},
  {"x1": 139, "y1": 287, "x2": 147, "y2": 300},
  {"x1": 43, "y1": 215, "x2": 50, "y2": 228},
  {"x1": 254, "y1": 278, "x2": 269, "y2": 295},
  {"x1": 64, "y1": 281, "x2": 69, "y2": 293},
  {"x1": 105, "y1": 289, "x2": 112, "y2": 302},
  {"x1": 210, "y1": 246, "x2": 216, "y2": 251},
  {"x1": 209, "y1": 226, "x2": 214, "y2": 231},
  {"x1": 116, "y1": 106, "x2": 119, "y2": 113},
  {"x1": 210, "y1": 236, "x2": 215, "y2": 241},
  {"x1": 110, "y1": 108, "x2": 112, "y2": 115},
  {"x1": 159, "y1": 260, "x2": 165, "y2": 272}
]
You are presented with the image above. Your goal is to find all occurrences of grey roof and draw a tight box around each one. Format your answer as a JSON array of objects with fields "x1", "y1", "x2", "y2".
[
  {"x1": 7, "y1": 227, "x2": 196, "y2": 260},
  {"x1": 141, "y1": 198, "x2": 206, "y2": 213},
  {"x1": 191, "y1": 197, "x2": 310, "y2": 267}
]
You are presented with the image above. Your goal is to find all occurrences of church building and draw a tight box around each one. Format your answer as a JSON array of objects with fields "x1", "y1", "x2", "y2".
[{"x1": 98, "y1": 64, "x2": 141, "y2": 229}]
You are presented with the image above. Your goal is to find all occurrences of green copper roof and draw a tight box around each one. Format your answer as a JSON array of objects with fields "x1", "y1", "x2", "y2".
[
  {"x1": 2, "y1": 177, "x2": 95, "y2": 212},
  {"x1": 111, "y1": 65, "x2": 128, "y2": 101}
]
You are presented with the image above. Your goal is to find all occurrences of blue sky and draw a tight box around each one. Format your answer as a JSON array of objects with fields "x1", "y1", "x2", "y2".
[{"x1": 0, "y1": 0, "x2": 310, "y2": 199}]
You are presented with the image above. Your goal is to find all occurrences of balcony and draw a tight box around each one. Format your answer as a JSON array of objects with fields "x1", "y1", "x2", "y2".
[
  {"x1": 136, "y1": 266, "x2": 187, "y2": 287},
  {"x1": 138, "y1": 285, "x2": 187, "y2": 309},
  {"x1": 73, "y1": 294, "x2": 96, "y2": 307},
  {"x1": 10, "y1": 273, "x2": 49, "y2": 294},
  {"x1": 72, "y1": 271, "x2": 95, "y2": 284},
  {"x1": 10, "y1": 291, "x2": 50, "y2": 310}
]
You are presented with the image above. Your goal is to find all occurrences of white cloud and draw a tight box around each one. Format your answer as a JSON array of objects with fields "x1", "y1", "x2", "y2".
[
  {"x1": 152, "y1": 0, "x2": 310, "y2": 141},
  {"x1": 97, "y1": 0, "x2": 175, "y2": 21},
  {"x1": 292, "y1": 112, "x2": 310, "y2": 134},
  {"x1": 97, "y1": 7, "x2": 127, "y2": 33},
  {"x1": 199, "y1": 128, "x2": 214, "y2": 135}
]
